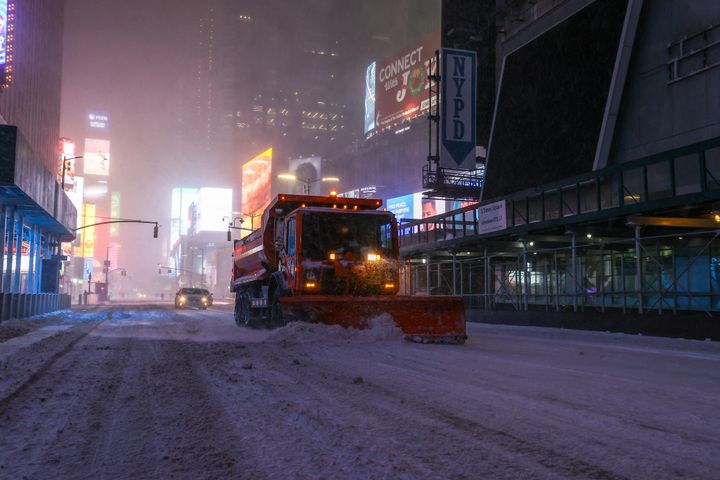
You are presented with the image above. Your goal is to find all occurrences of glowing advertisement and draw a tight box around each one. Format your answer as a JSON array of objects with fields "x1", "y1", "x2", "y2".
[
  {"x1": 287, "y1": 156, "x2": 321, "y2": 195},
  {"x1": 83, "y1": 138, "x2": 110, "y2": 176},
  {"x1": 0, "y1": 1, "x2": 7, "y2": 65},
  {"x1": 170, "y1": 187, "x2": 199, "y2": 243},
  {"x1": 363, "y1": 62, "x2": 376, "y2": 134},
  {"x1": 67, "y1": 176, "x2": 84, "y2": 229},
  {"x1": 386, "y1": 192, "x2": 446, "y2": 221},
  {"x1": 110, "y1": 192, "x2": 121, "y2": 237},
  {"x1": 339, "y1": 186, "x2": 378, "y2": 199},
  {"x1": 88, "y1": 112, "x2": 109, "y2": 130},
  {"x1": 197, "y1": 187, "x2": 232, "y2": 232},
  {"x1": 57, "y1": 137, "x2": 76, "y2": 189},
  {"x1": 242, "y1": 148, "x2": 272, "y2": 220},
  {"x1": 440, "y1": 48, "x2": 477, "y2": 170},
  {"x1": 372, "y1": 30, "x2": 440, "y2": 133},
  {"x1": 82, "y1": 203, "x2": 96, "y2": 258}
]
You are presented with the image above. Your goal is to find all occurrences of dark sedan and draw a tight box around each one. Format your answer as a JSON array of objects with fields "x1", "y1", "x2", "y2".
[{"x1": 175, "y1": 288, "x2": 211, "y2": 310}]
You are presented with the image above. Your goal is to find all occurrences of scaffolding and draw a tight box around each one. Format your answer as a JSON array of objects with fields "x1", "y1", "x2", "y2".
[{"x1": 403, "y1": 227, "x2": 720, "y2": 316}]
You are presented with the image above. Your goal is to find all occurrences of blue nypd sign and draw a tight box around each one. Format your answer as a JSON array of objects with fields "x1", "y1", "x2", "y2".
[{"x1": 440, "y1": 48, "x2": 477, "y2": 170}]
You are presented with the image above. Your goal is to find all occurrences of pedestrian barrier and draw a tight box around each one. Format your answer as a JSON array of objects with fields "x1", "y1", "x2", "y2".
[{"x1": 0, "y1": 293, "x2": 71, "y2": 321}]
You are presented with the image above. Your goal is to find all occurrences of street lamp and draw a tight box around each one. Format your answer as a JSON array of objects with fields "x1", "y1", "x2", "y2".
[
  {"x1": 277, "y1": 173, "x2": 340, "y2": 194},
  {"x1": 223, "y1": 215, "x2": 256, "y2": 241}
]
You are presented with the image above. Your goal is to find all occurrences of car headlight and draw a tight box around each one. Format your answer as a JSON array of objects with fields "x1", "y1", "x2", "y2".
[
  {"x1": 179, "y1": 296, "x2": 186, "y2": 302},
  {"x1": 202, "y1": 297, "x2": 207, "y2": 303}
]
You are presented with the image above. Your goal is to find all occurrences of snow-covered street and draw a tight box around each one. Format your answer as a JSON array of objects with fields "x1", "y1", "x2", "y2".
[{"x1": 0, "y1": 305, "x2": 718, "y2": 479}]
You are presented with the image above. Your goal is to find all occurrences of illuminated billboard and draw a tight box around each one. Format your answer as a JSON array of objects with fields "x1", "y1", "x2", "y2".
[
  {"x1": 372, "y1": 30, "x2": 440, "y2": 133},
  {"x1": 82, "y1": 203, "x2": 96, "y2": 258},
  {"x1": 110, "y1": 192, "x2": 121, "y2": 237},
  {"x1": 242, "y1": 148, "x2": 272, "y2": 220},
  {"x1": 386, "y1": 192, "x2": 446, "y2": 221},
  {"x1": 364, "y1": 62, "x2": 376, "y2": 134},
  {"x1": 57, "y1": 137, "x2": 76, "y2": 189},
  {"x1": 0, "y1": 1, "x2": 7, "y2": 66},
  {"x1": 0, "y1": 0, "x2": 14, "y2": 88},
  {"x1": 83, "y1": 179, "x2": 108, "y2": 200},
  {"x1": 83, "y1": 138, "x2": 110, "y2": 176},
  {"x1": 88, "y1": 112, "x2": 109, "y2": 130},
  {"x1": 170, "y1": 187, "x2": 199, "y2": 244},
  {"x1": 198, "y1": 187, "x2": 232, "y2": 232},
  {"x1": 67, "y1": 176, "x2": 84, "y2": 229},
  {"x1": 339, "y1": 186, "x2": 378, "y2": 199},
  {"x1": 287, "y1": 156, "x2": 321, "y2": 195}
]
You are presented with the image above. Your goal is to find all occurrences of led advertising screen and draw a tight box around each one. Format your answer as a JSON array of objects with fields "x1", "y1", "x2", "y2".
[
  {"x1": 0, "y1": 1, "x2": 7, "y2": 65},
  {"x1": 242, "y1": 148, "x2": 272, "y2": 219},
  {"x1": 83, "y1": 138, "x2": 110, "y2": 176},
  {"x1": 58, "y1": 137, "x2": 76, "y2": 189},
  {"x1": 339, "y1": 186, "x2": 378, "y2": 199},
  {"x1": 364, "y1": 62, "x2": 376, "y2": 134},
  {"x1": 82, "y1": 203, "x2": 96, "y2": 258},
  {"x1": 110, "y1": 192, "x2": 121, "y2": 237},
  {"x1": 170, "y1": 187, "x2": 199, "y2": 242},
  {"x1": 483, "y1": 0, "x2": 629, "y2": 199},
  {"x1": 287, "y1": 156, "x2": 321, "y2": 195},
  {"x1": 67, "y1": 176, "x2": 84, "y2": 229},
  {"x1": 87, "y1": 112, "x2": 109, "y2": 130},
  {"x1": 197, "y1": 187, "x2": 232, "y2": 232},
  {"x1": 373, "y1": 30, "x2": 440, "y2": 133},
  {"x1": 386, "y1": 192, "x2": 446, "y2": 221}
]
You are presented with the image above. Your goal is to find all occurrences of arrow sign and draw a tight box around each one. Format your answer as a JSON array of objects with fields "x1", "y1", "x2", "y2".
[{"x1": 440, "y1": 48, "x2": 477, "y2": 170}]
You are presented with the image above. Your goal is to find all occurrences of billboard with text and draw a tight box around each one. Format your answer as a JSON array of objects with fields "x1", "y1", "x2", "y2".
[
  {"x1": 372, "y1": 30, "x2": 440, "y2": 134},
  {"x1": 386, "y1": 192, "x2": 446, "y2": 222}
]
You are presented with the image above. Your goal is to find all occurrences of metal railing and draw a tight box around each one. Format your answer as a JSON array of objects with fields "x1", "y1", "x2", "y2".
[
  {"x1": 403, "y1": 228, "x2": 720, "y2": 315},
  {"x1": 399, "y1": 139, "x2": 720, "y2": 250}
]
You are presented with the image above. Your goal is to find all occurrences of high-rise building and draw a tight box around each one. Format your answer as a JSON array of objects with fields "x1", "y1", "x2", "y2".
[
  {"x1": 177, "y1": 0, "x2": 441, "y2": 206},
  {"x1": 0, "y1": 0, "x2": 75, "y2": 317}
]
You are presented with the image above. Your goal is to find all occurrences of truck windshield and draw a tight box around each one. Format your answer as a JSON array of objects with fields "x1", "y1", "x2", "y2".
[{"x1": 301, "y1": 213, "x2": 393, "y2": 260}]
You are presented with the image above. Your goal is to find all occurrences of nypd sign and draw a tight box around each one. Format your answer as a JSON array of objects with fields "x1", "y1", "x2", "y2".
[{"x1": 440, "y1": 48, "x2": 477, "y2": 170}]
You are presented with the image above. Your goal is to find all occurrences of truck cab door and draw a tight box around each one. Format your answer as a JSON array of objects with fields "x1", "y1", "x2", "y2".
[{"x1": 284, "y1": 216, "x2": 297, "y2": 289}]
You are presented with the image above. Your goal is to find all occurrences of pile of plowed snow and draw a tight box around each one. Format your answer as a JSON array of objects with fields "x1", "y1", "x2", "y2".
[{"x1": 267, "y1": 314, "x2": 403, "y2": 344}]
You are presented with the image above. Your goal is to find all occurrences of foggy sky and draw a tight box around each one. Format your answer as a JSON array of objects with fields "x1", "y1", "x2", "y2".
[{"x1": 60, "y1": 0, "x2": 439, "y2": 292}]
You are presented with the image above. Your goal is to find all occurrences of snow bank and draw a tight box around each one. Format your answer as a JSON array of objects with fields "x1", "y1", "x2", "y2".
[{"x1": 267, "y1": 314, "x2": 403, "y2": 344}]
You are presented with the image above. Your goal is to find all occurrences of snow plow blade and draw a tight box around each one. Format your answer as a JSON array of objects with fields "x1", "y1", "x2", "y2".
[{"x1": 279, "y1": 295, "x2": 467, "y2": 344}]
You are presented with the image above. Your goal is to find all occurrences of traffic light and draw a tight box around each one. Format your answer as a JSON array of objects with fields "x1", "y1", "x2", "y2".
[{"x1": 153, "y1": 223, "x2": 159, "y2": 238}]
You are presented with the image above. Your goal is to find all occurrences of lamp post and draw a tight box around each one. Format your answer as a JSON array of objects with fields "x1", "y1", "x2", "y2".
[
  {"x1": 223, "y1": 216, "x2": 256, "y2": 241},
  {"x1": 277, "y1": 173, "x2": 340, "y2": 195}
]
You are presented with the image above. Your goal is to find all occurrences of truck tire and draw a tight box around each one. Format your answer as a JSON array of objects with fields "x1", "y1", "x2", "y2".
[
  {"x1": 268, "y1": 289, "x2": 285, "y2": 328},
  {"x1": 234, "y1": 293, "x2": 251, "y2": 326}
]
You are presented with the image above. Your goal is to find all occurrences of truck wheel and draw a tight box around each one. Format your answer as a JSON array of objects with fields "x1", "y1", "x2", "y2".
[
  {"x1": 234, "y1": 294, "x2": 250, "y2": 326},
  {"x1": 269, "y1": 290, "x2": 284, "y2": 328}
]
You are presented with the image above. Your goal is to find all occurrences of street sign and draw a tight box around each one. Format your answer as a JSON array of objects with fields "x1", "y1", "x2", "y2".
[
  {"x1": 478, "y1": 200, "x2": 507, "y2": 235},
  {"x1": 440, "y1": 48, "x2": 477, "y2": 170}
]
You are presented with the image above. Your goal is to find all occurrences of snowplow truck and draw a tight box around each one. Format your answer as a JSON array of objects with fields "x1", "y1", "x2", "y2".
[{"x1": 231, "y1": 194, "x2": 466, "y2": 344}]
